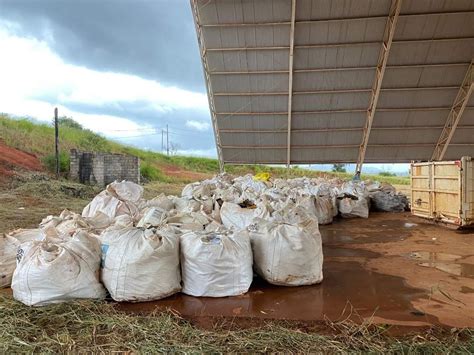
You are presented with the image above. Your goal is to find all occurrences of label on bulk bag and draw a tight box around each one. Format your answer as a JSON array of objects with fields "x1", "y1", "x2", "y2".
[
  {"x1": 100, "y1": 244, "x2": 109, "y2": 268},
  {"x1": 16, "y1": 247, "x2": 25, "y2": 264}
]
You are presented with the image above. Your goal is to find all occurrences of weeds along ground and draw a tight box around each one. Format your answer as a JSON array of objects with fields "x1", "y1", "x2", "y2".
[{"x1": 0, "y1": 296, "x2": 472, "y2": 353}]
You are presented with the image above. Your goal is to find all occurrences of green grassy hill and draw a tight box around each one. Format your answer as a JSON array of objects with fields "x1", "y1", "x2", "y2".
[{"x1": 0, "y1": 114, "x2": 409, "y2": 185}]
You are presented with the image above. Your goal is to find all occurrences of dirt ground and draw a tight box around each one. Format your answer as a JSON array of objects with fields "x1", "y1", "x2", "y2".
[{"x1": 0, "y1": 141, "x2": 42, "y2": 180}]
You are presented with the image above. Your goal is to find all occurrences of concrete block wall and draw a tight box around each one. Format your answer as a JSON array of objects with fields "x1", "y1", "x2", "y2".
[
  {"x1": 69, "y1": 149, "x2": 140, "y2": 187},
  {"x1": 70, "y1": 149, "x2": 80, "y2": 180}
]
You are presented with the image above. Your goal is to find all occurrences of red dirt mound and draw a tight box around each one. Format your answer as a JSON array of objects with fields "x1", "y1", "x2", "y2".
[
  {"x1": 0, "y1": 141, "x2": 42, "y2": 177},
  {"x1": 159, "y1": 163, "x2": 211, "y2": 181}
]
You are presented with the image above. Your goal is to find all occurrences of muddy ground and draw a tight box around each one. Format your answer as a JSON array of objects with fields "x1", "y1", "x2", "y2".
[
  {"x1": 1, "y1": 172, "x2": 473, "y2": 331},
  {"x1": 118, "y1": 213, "x2": 474, "y2": 329}
]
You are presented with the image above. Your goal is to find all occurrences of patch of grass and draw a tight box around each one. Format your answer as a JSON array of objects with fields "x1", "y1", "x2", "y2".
[
  {"x1": 41, "y1": 152, "x2": 70, "y2": 174},
  {"x1": 0, "y1": 173, "x2": 101, "y2": 234},
  {"x1": 0, "y1": 295, "x2": 472, "y2": 353},
  {"x1": 0, "y1": 114, "x2": 410, "y2": 185},
  {"x1": 140, "y1": 162, "x2": 169, "y2": 182}
]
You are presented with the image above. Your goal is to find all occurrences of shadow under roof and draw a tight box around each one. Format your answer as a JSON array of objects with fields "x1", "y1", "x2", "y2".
[{"x1": 191, "y1": 0, "x2": 474, "y2": 170}]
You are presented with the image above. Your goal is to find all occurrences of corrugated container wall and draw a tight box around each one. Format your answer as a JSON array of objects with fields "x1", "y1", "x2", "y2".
[{"x1": 411, "y1": 157, "x2": 474, "y2": 227}]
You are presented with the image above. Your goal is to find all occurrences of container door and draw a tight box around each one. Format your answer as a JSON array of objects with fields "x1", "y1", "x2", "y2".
[
  {"x1": 411, "y1": 163, "x2": 432, "y2": 218},
  {"x1": 431, "y1": 161, "x2": 462, "y2": 225},
  {"x1": 461, "y1": 157, "x2": 473, "y2": 226}
]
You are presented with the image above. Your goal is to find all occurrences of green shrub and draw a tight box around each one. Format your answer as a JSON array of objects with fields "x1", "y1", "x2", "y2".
[
  {"x1": 140, "y1": 163, "x2": 169, "y2": 182},
  {"x1": 332, "y1": 163, "x2": 346, "y2": 173},
  {"x1": 379, "y1": 171, "x2": 396, "y2": 177},
  {"x1": 42, "y1": 152, "x2": 70, "y2": 173}
]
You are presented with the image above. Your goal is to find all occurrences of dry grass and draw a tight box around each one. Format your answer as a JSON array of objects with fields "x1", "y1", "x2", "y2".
[
  {"x1": 142, "y1": 181, "x2": 186, "y2": 199},
  {"x1": 0, "y1": 174, "x2": 98, "y2": 234},
  {"x1": 0, "y1": 174, "x2": 185, "y2": 234},
  {"x1": 0, "y1": 295, "x2": 472, "y2": 353}
]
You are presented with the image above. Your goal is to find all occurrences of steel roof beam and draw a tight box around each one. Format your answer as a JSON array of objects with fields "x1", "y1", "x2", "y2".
[
  {"x1": 190, "y1": 0, "x2": 225, "y2": 173},
  {"x1": 355, "y1": 0, "x2": 402, "y2": 174},
  {"x1": 202, "y1": 21, "x2": 291, "y2": 27},
  {"x1": 214, "y1": 86, "x2": 461, "y2": 96},
  {"x1": 297, "y1": 10, "x2": 474, "y2": 23},
  {"x1": 216, "y1": 105, "x2": 474, "y2": 115},
  {"x1": 209, "y1": 62, "x2": 470, "y2": 75},
  {"x1": 215, "y1": 106, "x2": 474, "y2": 116},
  {"x1": 201, "y1": 10, "x2": 474, "y2": 27},
  {"x1": 218, "y1": 125, "x2": 474, "y2": 133},
  {"x1": 431, "y1": 61, "x2": 474, "y2": 161},
  {"x1": 221, "y1": 143, "x2": 474, "y2": 149},
  {"x1": 286, "y1": 0, "x2": 296, "y2": 168},
  {"x1": 205, "y1": 37, "x2": 473, "y2": 52}
]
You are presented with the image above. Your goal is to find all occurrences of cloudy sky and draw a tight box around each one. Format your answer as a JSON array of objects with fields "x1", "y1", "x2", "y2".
[
  {"x1": 0, "y1": 0, "x2": 216, "y2": 156},
  {"x1": 0, "y1": 0, "x2": 409, "y2": 173}
]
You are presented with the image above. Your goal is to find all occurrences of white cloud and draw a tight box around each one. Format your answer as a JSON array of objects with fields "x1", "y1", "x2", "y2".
[
  {"x1": 0, "y1": 22, "x2": 210, "y2": 139},
  {"x1": 185, "y1": 120, "x2": 210, "y2": 131}
]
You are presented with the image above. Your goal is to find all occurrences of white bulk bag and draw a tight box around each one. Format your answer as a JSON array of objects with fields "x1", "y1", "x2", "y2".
[
  {"x1": 0, "y1": 235, "x2": 19, "y2": 288},
  {"x1": 137, "y1": 207, "x2": 167, "y2": 228},
  {"x1": 314, "y1": 197, "x2": 334, "y2": 225},
  {"x1": 180, "y1": 230, "x2": 253, "y2": 297},
  {"x1": 173, "y1": 197, "x2": 202, "y2": 213},
  {"x1": 100, "y1": 227, "x2": 181, "y2": 302},
  {"x1": 369, "y1": 191, "x2": 408, "y2": 212},
  {"x1": 250, "y1": 217, "x2": 323, "y2": 286},
  {"x1": 12, "y1": 231, "x2": 105, "y2": 306},
  {"x1": 40, "y1": 209, "x2": 91, "y2": 239},
  {"x1": 165, "y1": 211, "x2": 210, "y2": 232},
  {"x1": 220, "y1": 202, "x2": 270, "y2": 230},
  {"x1": 337, "y1": 197, "x2": 369, "y2": 218},
  {"x1": 82, "y1": 181, "x2": 142, "y2": 221},
  {"x1": 1, "y1": 229, "x2": 44, "y2": 288},
  {"x1": 106, "y1": 180, "x2": 143, "y2": 203},
  {"x1": 145, "y1": 193, "x2": 175, "y2": 211},
  {"x1": 336, "y1": 181, "x2": 369, "y2": 218},
  {"x1": 82, "y1": 191, "x2": 137, "y2": 220}
]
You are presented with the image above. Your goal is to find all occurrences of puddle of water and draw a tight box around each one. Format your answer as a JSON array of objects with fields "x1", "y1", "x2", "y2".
[
  {"x1": 405, "y1": 251, "x2": 474, "y2": 278},
  {"x1": 418, "y1": 262, "x2": 474, "y2": 278},
  {"x1": 408, "y1": 251, "x2": 462, "y2": 262},
  {"x1": 460, "y1": 286, "x2": 474, "y2": 294},
  {"x1": 118, "y1": 260, "x2": 435, "y2": 325},
  {"x1": 320, "y1": 213, "x2": 415, "y2": 245},
  {"x1": 324, "y1": 246, "x2": 379, "y2": 258}
]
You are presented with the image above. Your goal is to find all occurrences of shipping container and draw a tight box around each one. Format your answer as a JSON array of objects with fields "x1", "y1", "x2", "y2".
[{"x1": 411, "y1": 157, "x2": 474, "y2": 227}]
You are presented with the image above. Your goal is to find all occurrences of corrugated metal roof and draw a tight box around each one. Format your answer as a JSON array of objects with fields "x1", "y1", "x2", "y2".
[{"x1": 191, "y1": 0, "x2": 474, "y2": 168}]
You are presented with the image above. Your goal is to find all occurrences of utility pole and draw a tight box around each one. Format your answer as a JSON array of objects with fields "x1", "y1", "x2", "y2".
[
  {"x1": 166, "y1": 124, "x2": 169, "y2": 156},
  {"x1": 54, "y1": 107, "x2": 59, "y2": 178},
  {"x1": 161, "y1": 129, "x2": 164, "y2": 152}
]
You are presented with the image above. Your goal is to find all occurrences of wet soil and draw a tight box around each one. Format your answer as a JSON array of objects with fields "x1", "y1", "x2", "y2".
[
  {"x1": 119, "y1": 260, "x2": 434, "y2": 325},
  {"x1": 119, "y1": 213, "x2": 474, "y2": 328}
]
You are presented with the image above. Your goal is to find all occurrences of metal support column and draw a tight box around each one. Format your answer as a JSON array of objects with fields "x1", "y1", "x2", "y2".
[
  {"x1": 191, "y1": 0, "x2": 225, "y2": 173},
  {"x1": 355, "y1": 0, "x2": 402, "y2": 174},
  {"x1": 286, "y1": 0, "x2": 296, "y2": 169}
]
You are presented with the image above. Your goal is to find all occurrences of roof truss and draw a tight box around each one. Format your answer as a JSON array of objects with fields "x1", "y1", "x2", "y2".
[
  {"x1": 355, "y1": 0, "x2": 402, "y2": 173},
  {"x1": 431, "y1": 61, "x2": 474, "y2": 161},
  {"x1": 286, "y1": 0, "x2": 296, "y2": 168},
  {"x1": 192, "y1": 0, "x2": 474, "y2": 166},
  {"x1": 191, "y1": 0, "x2": 224, "y2": 172}
]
